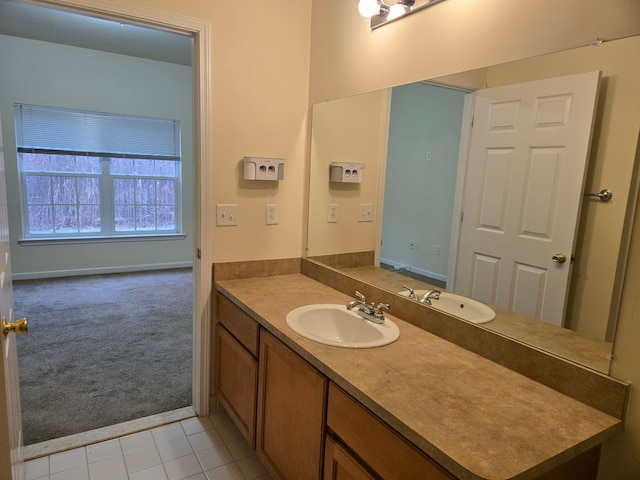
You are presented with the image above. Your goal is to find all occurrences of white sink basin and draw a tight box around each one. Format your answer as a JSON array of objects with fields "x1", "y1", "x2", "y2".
[
  {"x1": 398, "y1": 290, "x2": 495, "y2": 324},
  {"x1": 286, "y1": 304, "x2": 400, "y2": 348}
]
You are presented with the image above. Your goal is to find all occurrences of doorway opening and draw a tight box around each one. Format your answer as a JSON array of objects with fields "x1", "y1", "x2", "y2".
[{"x1": 0, "y1": 0, "x2": 211, "y2": 457}]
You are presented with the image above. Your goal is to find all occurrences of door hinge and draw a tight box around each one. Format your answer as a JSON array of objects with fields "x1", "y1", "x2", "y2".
[{"x1": 197, "y1": 248, "x2": 201, "y2": 260}]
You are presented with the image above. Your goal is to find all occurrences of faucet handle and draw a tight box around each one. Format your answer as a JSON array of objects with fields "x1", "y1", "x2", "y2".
[
  {"x1": 402, "y1": 285, "x2": 417, "y2": 300},
  {"x1": 375, "y1": 303, "x2": 390, "y2": 313}
]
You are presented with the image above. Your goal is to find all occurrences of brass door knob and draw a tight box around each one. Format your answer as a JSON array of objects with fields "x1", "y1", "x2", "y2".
[
  {"x1": 2, "y1": 317, "x2": 28, "y2": 337},
  {"x1": 552, "y1": 253, "x2": 567, "y2": 263}
]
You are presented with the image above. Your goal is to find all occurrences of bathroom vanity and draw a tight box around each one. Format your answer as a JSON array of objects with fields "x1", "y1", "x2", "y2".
[{"x1": 214, "y1": 263, "x2": 624, "y2": 480}]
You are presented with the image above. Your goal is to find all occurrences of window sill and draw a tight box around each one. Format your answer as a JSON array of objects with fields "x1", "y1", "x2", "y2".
[{"x1": 18, "y1": 233, "x2": 187, "y2": 246}]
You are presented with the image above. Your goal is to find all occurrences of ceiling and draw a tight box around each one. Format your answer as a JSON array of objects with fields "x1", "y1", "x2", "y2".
[{"x1": 0, "y1": 0, "x2": 193, "y2": 66}]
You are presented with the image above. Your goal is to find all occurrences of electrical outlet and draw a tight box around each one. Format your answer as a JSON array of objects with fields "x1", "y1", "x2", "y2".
[
  {"x1": 328, "y1": 204, "x2": 338, "y2": 223},
  {"x1": 216, "y1": 204, "x2": 238, "y2": 226},
  {"x1": 409, "y1": 240, "x2": 418, "y2": 250},
  {"x1": 434, "y1": 244, "x2": 441, "y2": 255},
  {"x1": 358, "y1": 203, "x2": 373, "y2": 222},
  {"x1": 266, "y1": 204, "x2": 279, "y2": 225}
]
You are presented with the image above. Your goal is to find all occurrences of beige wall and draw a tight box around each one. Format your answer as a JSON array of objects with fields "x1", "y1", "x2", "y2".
[
  {"x1": 131, "y1": 0, "x2": 313, "y2": 263},
  {"x1": 310, "y1": 0, "x2": 640, "y2": 102}
]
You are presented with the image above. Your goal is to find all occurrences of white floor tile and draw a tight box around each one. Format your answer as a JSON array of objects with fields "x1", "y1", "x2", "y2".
[
  {"x1": 87, "y1": 455, "x2": 127, "y2": 480},
  {"x1": 24, "y1": 457, "x2": 49, "y2": 479},
  {"x1": 32, "y1": 415, "x2": 272, "y2": 480},
  {"x1": 50, "y1": 464, "x2": 89, "y2": 480},
  {"x1": 86, "y1": 439, "x2": 122, "y2": 464},
  {"x1": 164, "y1": 453, "x2": 203, "y2": 480},
  {"x1": 188, "y1": 429, "x2": 223, "y2": 452},
  {"x1": 124, "y1": 444, "x2": 162, "y2": 473},
  {"x1": 184, "y1": 474, "x2": 207, "y2": 480},
  {"x1": 49, "y1": 447, "x2": 87, "y2": 474},
  {"x1": 208, "y1": 411, "x2": 233, "y2": 429},
  {"x1": 214, "y1": 423, "x2": 243, "y2": 444},
  {"x1": 181, "y1": 417, "x2": 214, "y2": 436},
  {"x1": 236, "y1": 455, "x2": 268, "y2": 480},
  {"x1": 225, "y1": 438, "x2": 254, "y2": 461},
  {"x1": 129, "y1": 464, "x2": 168, "y2": 480},
  {"x1": 152, "y1": 422, "x2": 187, "y2": 444},
  {"x1": 156, "y1": 436, "x2": 194, "y2": 463},
  {"x1": 204, "y1": 462, "x2": 245, "y2": 480},
  {"x1": 195, "y1": 444, "x2": 234, "y2": 471},
  {"x1": 120, "y1": 430, "x2": 155, "y2": 453}
]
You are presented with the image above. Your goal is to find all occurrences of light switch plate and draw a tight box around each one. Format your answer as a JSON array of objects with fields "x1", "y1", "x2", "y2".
[
  {"x1": 216, "y1": 204, "x2": 238, "y2": 226},
  {"x1": 358, "y1": 203, "x2": 373, "y2": 222}
]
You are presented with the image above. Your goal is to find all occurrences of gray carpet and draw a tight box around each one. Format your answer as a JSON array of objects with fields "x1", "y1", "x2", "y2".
[{"x1": 13, "y1": 269, "x2": 193, "y2": 445}]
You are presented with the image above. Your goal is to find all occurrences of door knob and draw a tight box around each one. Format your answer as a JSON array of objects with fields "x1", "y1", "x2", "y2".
[
  {"x1": 2, "y1": 317, "x2": 28, "y2": 337},
  {"x1": 552, "y1": 253, "x2": 567, "y2": 263}
]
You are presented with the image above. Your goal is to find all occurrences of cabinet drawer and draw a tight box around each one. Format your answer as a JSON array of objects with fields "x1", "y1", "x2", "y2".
[
  {"x1": 216, "y1": 292, "x2": 259, "y2": 356},
  {"x1": 327, "y1": 383, "x2": 455, "y2": 480}
]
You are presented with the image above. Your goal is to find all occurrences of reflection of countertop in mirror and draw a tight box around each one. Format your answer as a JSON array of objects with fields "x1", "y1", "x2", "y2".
[
  {"x1": 216, "y1": 273, "x2": 621, "y2": 480},
  {"x1": 342, "y1": 265, "x2": 613, "y2": 373}
]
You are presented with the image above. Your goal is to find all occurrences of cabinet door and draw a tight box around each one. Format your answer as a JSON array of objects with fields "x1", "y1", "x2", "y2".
[
  {"x1": 215, "y1": 324, "x2": 258, "y2": 447},
  {"x1": 257, "y1": 330, "x2": 327, "y2": 480},
  {"x1": 327, "y1": 383, "x2": 456, "y2": 480},
  {"x1": 324, "y1": 436, "x2": 378, "y2": 480}
]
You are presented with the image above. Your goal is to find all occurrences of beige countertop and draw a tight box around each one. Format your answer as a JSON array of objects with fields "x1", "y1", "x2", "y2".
[{"x1": 216, "y1": 273, "x2": 621, "y2": 480}]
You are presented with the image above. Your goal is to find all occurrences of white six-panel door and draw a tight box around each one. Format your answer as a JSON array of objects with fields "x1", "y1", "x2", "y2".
[{"x1": 454, "y1": 71, "x2": 601, "y2": 326}]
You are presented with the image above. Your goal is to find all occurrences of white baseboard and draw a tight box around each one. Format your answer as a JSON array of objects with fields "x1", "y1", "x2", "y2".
[
  {"x1": 380, "y1": 258, "x2": 447, "y2": 283},
  {"x1": 12, "y1": 262, "x2": 193, "y2": 281}
]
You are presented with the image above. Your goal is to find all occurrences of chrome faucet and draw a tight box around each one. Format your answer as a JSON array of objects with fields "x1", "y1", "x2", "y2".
[
  {"x1": 346, "y1": 291, "x2": 389, "y2": 324},
  {"x1": 402, "y1": 285, "x2": 418, "y2": 300},
  {"x1": 419, "y1": 289, "x2": 441, "y2": 305}
]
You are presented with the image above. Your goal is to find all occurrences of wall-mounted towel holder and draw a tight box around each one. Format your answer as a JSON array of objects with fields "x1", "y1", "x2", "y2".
[{"x1": 584, "y1": 188, "x2": 613, "y2": 202}]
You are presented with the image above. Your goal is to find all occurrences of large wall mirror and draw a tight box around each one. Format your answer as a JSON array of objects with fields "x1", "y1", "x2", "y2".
[{"x1": 306, "y1": 34, "x2": 640, "y2": 375}]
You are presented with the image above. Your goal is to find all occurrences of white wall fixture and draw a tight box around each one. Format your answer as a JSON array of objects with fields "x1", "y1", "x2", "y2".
[
  {"x1": 358, "y1": 0, "x2": 447, "y2": 29},
  {"x1": 243, "y1": 157, "x2": 285, "y2": 181},
  {"x1": 330, "y1": 162, "x2": 365, "y2": 183}
]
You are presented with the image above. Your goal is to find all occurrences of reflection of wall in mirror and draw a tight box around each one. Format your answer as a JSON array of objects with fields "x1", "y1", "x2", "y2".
[
  {"x1": 307, "y1": 89, "x2": 389, "y2": 256},
  {"x1": 482, "y1": 35, "x2": 640, "y2": 341},
  {"x1": 381, "y1": 83, "x2": 466, "y2": 282}
]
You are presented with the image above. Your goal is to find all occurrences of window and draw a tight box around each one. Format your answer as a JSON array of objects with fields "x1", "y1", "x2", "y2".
[{"x1": 14, "y1": 104, "x2": 181, "y2": 240}]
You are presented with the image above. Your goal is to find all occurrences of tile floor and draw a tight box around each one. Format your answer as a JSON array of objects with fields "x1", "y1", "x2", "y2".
[{"x1": 23, "y1": 411, "x2": 272, "y2": 480}]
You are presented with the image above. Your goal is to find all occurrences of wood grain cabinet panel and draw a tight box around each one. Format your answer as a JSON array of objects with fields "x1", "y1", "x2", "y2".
[
  {"x1": 327, "y1": 383, "x2": 455, "y2": 480},
  {"x1": 324, "y1": 436, "x2": 378, "y2": 480},
  {"x1": 257, "y1": 329, "x2": 328, "y2": 480},
  {"x1": 216, "y1": 292, "x2": 259, "y2": 356},
  {"x1": 215, "y1": 324, "x2": 258, "y2": 447}
]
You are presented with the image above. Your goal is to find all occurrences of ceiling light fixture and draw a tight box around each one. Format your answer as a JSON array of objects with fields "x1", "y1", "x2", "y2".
[{"x1": 359, "y1": 0, "x2": 445, "y2": 29}]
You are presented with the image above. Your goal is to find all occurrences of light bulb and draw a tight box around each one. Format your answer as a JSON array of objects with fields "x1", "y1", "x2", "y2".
[
  {"x1": 388, "y1": 3, "x2": 409, "y2": 20},
  {"x1": 358, "y1": 0, "x2": 381, "y2": 18}
]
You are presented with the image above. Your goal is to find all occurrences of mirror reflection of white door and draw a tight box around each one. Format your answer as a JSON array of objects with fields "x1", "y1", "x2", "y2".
[
  {"x1": 454, "y1": 71, "x2": 601, "y2": 326},
  {"x1": 0, "y1": 114, "x2": 24, "y2": 478}
]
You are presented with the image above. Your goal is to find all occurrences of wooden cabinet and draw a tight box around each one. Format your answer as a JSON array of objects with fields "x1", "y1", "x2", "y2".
[
  {"x1": 326, "y1": 382, "x2": 456, "y2": 480},
  {"x1": 215, "y1": 291, "x2": 598, "y2": 480},
  {"x1": 324, "y1": 436, "x2": 378, "y2": 480},
  {"x1": 257, "y1": 329, "x2": 328, "y2": 480},
  {"x1": 215, "y1": 293, "x2": 260, "y2": 447}
]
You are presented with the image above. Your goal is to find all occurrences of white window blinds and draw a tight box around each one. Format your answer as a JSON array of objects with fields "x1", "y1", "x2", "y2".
[{"x1": 14, "y1": 104, "x2": 181, "y2": 160}]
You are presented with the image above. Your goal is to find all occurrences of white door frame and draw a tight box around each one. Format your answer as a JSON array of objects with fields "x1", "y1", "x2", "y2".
[{"x1": 30, "y1": 0, "x2": 213, "y2": 416}]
